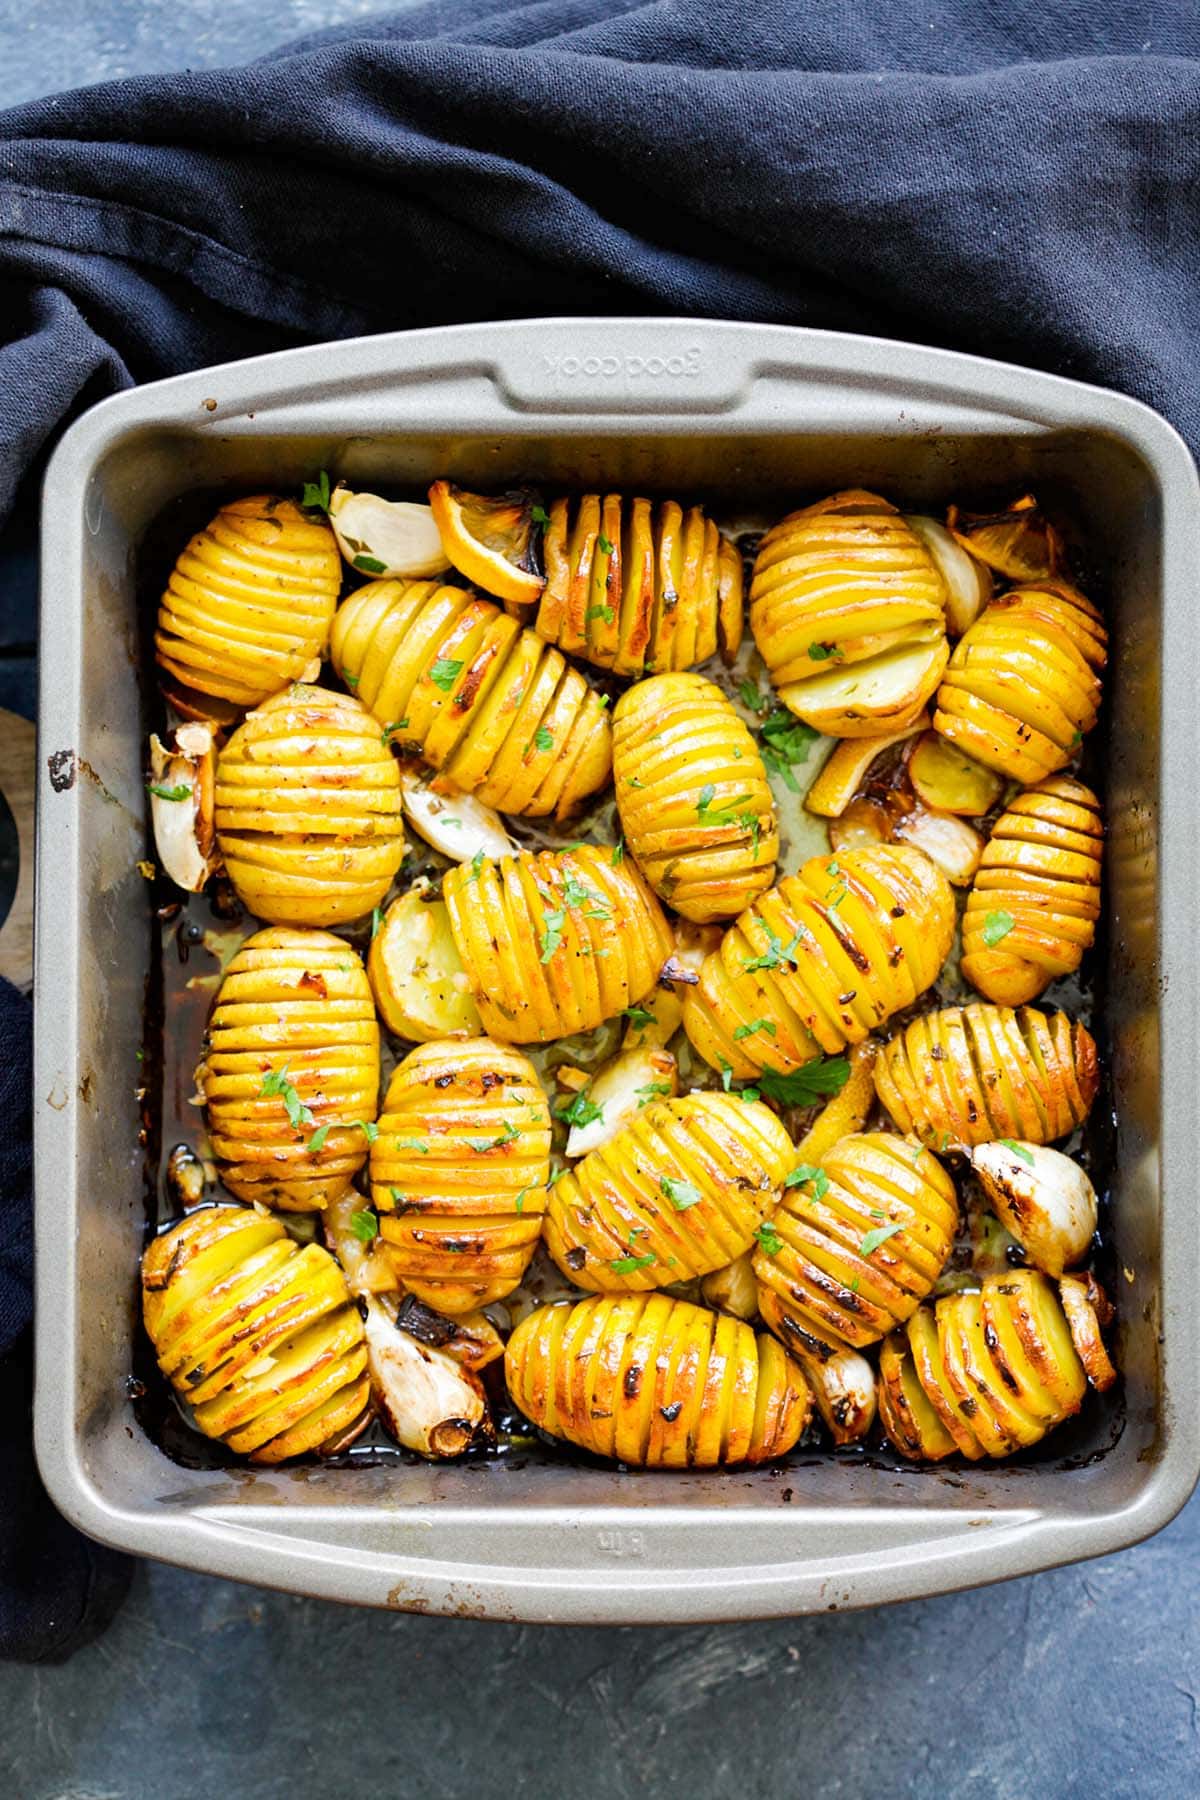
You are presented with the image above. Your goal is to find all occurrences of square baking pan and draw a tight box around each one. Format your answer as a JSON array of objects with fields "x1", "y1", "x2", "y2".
[{"x1": 33, "y1": 318, "x2": 1200, "y2": 1623}]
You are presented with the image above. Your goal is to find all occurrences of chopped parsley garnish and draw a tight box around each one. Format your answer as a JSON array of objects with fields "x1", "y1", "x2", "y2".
[
  {"x1": 555, "y1": 1092, "x2": 603, "y2": 1130},
  {"x1": 306, "y1": 1124, "x2": 331, "y2": 1153},
  {"x1": 739, "y1": 678, "x2": 770, "y2": 714},
  {"x1": 859, "y1": 1222, "x2": 903, "y2": 1257},
  {"x1": 350, "y1": 1209, "x2": 379, "y2": 1243},
  {"x1": 660, "y1": 1175, "x2": 703, "y2": 1211},
  {"x1": 430, "y1": 657, "x2": 464, "y2": 692},
  {"x1": 755, "y1": 1057, "x2": 851, "y2": 1108},
  {"x1": 732, "y1": 1017, "x2": 777, "y2": 1041},
  {"x1": 624, "y1": 1003, "x2": 655, "y2": 1030},
  {"x1": 717, "y1": 1057, "x2": 734, "y2": 1091},
  {"x1": 514, "y1": 1186, "x2": 530, "y2": 1214},
  {"x1": 260, "y1": 1064, "x2": 314, "y2": 1134},
  {"x1": 808, "y1": 642, "x2": 843, "y2": 662},
  {"x1": 147, "y1": 781, "x2": 191, "y2": 802},
  {"x1": 741, "y1": 921, "x2": 805, "y2": 973},
  {"x1": 352, "y1": 1120, "x2": 379, "y2": 1144},
  {"x1": 759, "y1": 708, "x2": 819, "y2": 791},
  {"x1": 468, "y1": 1120, "x2": 520, "y2": 1153},
  {"x1": 381, "y1": 718, "x2": 409, "y2": 744},
  {"x1": 353, "y1": 553, "x2": 386, "y2": 575},
  {"x1": 610, "y1": 1252, "x2": 656, "y2": 1275},
  {"x1": 998, "y1": 1139, "x2": 1036, "y2": 1167},
  {"x1": 371, "y1": 905, "x2": 384, "y2": 939},
  {"x1": 342, "y1": 670, "x2": 360, "y2": 689},
  {"x1": 301, "y1": 469, "x2": 331, "y2": 514},
  {"x1": 533, "y1": 726, "x2": 555, "y2": 753},
  {"x1": 531, "y1": 504, "x2": 551, "y2": 528},
  {"x1": 461, "y1": 849, "x2": 486, "y2": 885},
  {"x1": 636, "y1": 1082, "x2": 673, "y2": 1105},
  {"x1": 982, "y1": 909, "x2": 1015, "y2": 946},
  {"x1": 785, "y1": 1163, "x2": 830, "y2": 1200},
  {"x1": 586, "y1": 603, "x2": 615, "y2": 625},
  {"x1": 597, "y1": 533, "x2": 615, "y2": 555},
  {"x1": 697, "y1": 785, "x2": 751, "y2": 826},
  {"x1": 398, "y1": 1137, "x2": 429, "y2": 1154},
  {"x1": 612, "y1": 838, "x2": 625, "y2": 866},
  {"x1": 540, "y1": 908, "x2": 566, "y2": 962},
  {"x1": 754, "y1": 1221, "x2": 784, "y2": 1256}
]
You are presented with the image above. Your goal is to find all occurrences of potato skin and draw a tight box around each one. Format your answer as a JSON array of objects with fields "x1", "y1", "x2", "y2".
[
  {"x1": 214, "y1": 683, "x2": 404, "y2": 926},
  {"x1": 442, "y1": 843, "x2": 674, "y2": 1043},
  {"x1": 371, "y1": 1038, "x2": 551, "y2": 1313},
  {"x1": 544, "y1": 1092, "x2": 795, "y2": 1291},
  {"x1": 878, "y1": 1270, "x2": 1092, "y2": 1462},
  {"x1": 682, "y1": 845, "x2": 955, "y2": 1078},
  {"x1": 961, "y1": 776, "x2": 1103, "y2": 1005},
  {"x1": 753, "y1": 1131, "x2": 957, "y2": 1357},
  {"x1": 329, "y1": 576, "x2": 611, "y2": 820},
  {"x1": 198, "y1": 927, "x2": 379, "y2": 1211},
  {"x1": 934, "y1": 580, "x2": 1107, "y2": 782},
  {"x1": 141, "y1": 1205, "x2": 369, "y2": 1462},
  {"x1": 613, "y1": 672, "x2": 777, "y2": 921},
  {"x1": 504, "y1": 1293, "x2": 811, "y2": 1467},
  {"x1": 156, "y1": 496, "x2": 342, "y2": 709},
  {"x1": 749, "y1": 490, "x2": 948, "y2": 732},
  {"x1": 527, "y1": 495, "x2": 743, "y2": 677},
  {"x1": 875, "y1": 1003, "x2": 1099, "y2": 1148}
]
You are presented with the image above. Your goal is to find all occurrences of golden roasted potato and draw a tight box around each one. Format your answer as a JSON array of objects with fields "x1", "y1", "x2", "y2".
[
  {"x1": 934, "y1": 581, "x2": 1107, "y2": 783},
  {"x1": 504, "y1": 1293, "x2": 812, "y2": 1467},
  {"x1": 141, "y1": 1205, "x2": 369, "y2": 1462},
  {"x1": 749, "y1": 490, "x2": 949, "y2": 737},
  {"x1": 525, "y1": 494, "x2": 743, "y2": 676},
  {"x1": 371, "y1": 1038, "x2": 551, "y2": 1313},
  {"x1": 198, "y1": 927, "x2": 380, "y2": 1211},
  {"x1": 613, "y1": 672, "x2": 778, "y2": 921},
  {"x1": 877, "y1": 1269, "x2": 1112, "y2": 1462},
  {"x1": 442, "y1": 844, "x2": 674, "y2": 1043},
  {"x1": 908, "y1": 730, "x2": 1003, "y2": 817},
  {"x1": 875, "y1": 1003, "x2": 1099, "y2": 1149},
  {"x1": 753, "y1": 1132, "x2": 957, "y2": 1356},
  {"x1": 543, "y1": 1091, "x2": 795, "y2": 1290},
  {"x1": 961, "y1": 776, "x2": 1103, "y2": 1005},
  {"x1": 329, "y1": 576, "x2": 611, "y2": 820},
  {"x1": 214, "y1": 683, "x2": 404, "y2": 926},
  {"x1": 682, "y1": 845, "x2": 955, "y2": 1079},
  {"x1": 156, "y1": 496, "x2": 342, "y2": 710},
  {"x1": 368, "y1": 890, "x2": 482, "y2": 1041}
]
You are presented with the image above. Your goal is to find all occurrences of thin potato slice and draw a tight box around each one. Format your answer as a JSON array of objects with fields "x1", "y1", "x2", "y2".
[
  {"x1": 779, "y1": 633, "x2": 949, "y2": 739},
  {"x1": 908, "y1": 731, "x2": 1003, "y2": 817},
  {"x1": 368, "y1": 890, "x2": 482, "y2": 1040}
]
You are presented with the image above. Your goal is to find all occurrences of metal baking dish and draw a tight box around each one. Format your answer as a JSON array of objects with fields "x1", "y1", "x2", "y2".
[{"x1": 33, "y1": 318, "x2": 1200, "y2": 1623}]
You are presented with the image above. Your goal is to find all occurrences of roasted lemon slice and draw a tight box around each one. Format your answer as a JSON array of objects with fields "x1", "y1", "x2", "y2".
[{"x1": 428, "y1": 481, "x2": 545, "y2": 606}]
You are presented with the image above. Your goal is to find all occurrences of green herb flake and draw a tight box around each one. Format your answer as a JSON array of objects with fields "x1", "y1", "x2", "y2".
[
  {"x1": 531, "y1": 504, "x2": 551, "y2": 528},
  {"x1": 597, "y1": 533, "x2": 615, "y2": 556},
  {"x1": 350, "y1": 1209, "x2": 379, "y2": 1243},
  {"x1": 259, "y1": 1064, "x2": 314, "y2": 1135},
  {"x1": 660, "y1": 1176, "x2": 703, "y2": 1211},
  {"x1": 808, "y1": 642, "x2": 843, "y2": 662},
  {"x1": 624, "y1": 1002, "x2": 655, "y2": 1030},
  {"x1": 352, "y1": 1120, "x2": 379, "y2": 1144},
  {"x1": 740, "y1": 1086, "x2": 761, "y2": 1103},
  {"x1": 353, "y1": 553, "x2": 387, "y2": 575},
  {"x1": 982, "y1": 909, "x2": 1016, "y2": 947},
  {"x1": 381, "y1": 718, "x2": 410, "y2": 745},
  {"x1": 718, "y1": 1056, "x2": 734, "y2": 1092},
  {"x1": 732, "y1": 1017, "x2": 777, "y2": 1041},
  {"x1": 533, "y1": 726, "x2": 555, "y2": 753},
  {"x1": 697, "y1": 786, "x2": 752, "y2": 827},
  {"x1": 460, "y1": 848, "x2": 486, "y2": 887},
  {"x1": 610, "y1": 1252, "x2": 656, "y2": 1275},
  {"x1": 859, "y1": 1222, "x2": 903, "y2": 1258},
  {"x1": 741, "y1": 921, "x2": 805, "y2": 974},
  {"x1": 146, "y1": 782, "x2": 191, "y2": 802},
  {"x1": 754, "y1": 1222, "x2": 784, "y2": 1256},
  {"x1": 371, "y1": 904, "x2": 384, "y2": 940},
  {"x1": 756, "y1": 1057, "x2": 852, "y2": 1108},
  {"x1": 301, "y1": 470, "x2": 332, "y2": 514},
  {"x1": 398, "y1": 1137, "x2": 429, "y2": 1155},
  {"x1": 514, "y1": 1186, "x2": 530, "y2": 1214},
  {"x1": 612, "y1": 837, "x2": 625, "y2": 866},
  {"x1": 306, "y1": 1124, "x2": 331, "y2": 1153},
  {"x1": 342, "y1": 671, "x2": 360, "y2": 690},
  {"x1": 739, "y1": 678, "x2": 770, "y2": 715},
  {"x1": 540, "y1": 908, "x2": 566, "y2": 963},
  {"x1": 468, "y1": 1120, "x2": 521, "y2": 1153},
  {"x1": 555, "y1": 1092, "x2": 604, "y2": 1130},
  {"x1": 998, "y1": 1139, "x2": 1037, "y2": 1167},
  {"x1": 430, "y1": 657, "x2": 464, "y2": 692},
  {"x1": 635, "y1": 1082, "x2": 673, "y2": 1106},
  {"x1": 759, "y1": 707, "x2": 820, "y2": 791},
  {"x1": 586, "y1": 603, "x2": 615, "y2": 625},
  {"x1": 785, "y1": 1163, "x2": 830, "y2": 1200}
]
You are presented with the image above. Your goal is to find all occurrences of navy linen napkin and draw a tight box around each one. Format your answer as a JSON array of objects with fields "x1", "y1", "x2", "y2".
[{"x1": 2, "y1": 0, "x2": 1200, "y2": 1657}]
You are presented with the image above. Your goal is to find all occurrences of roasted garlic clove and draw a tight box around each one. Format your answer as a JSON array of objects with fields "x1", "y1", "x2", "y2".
[
  {"x1": 968, "y1": 1141, "x2": 1098, "y2": 1277},
  {"x1": 329, "y1": 485, "x2": 451, "y2": 579},
  {"x1": 699, "y1": 1250, "x2": 760, "y2": 1321},
  {"x1": 798, "y1": 1347, "x2": 878, "y2": 1447},
  {"x1": 904, "y1": 514, "x2": 993, "y2": 636},
  {"x1": 891, "y1": 806, "x2": 983, "y2": 886},
  {"x1": 1058, "y1": 1272, "x2": 1118, "y2": 1391},
  {"x1": 389, "y1": 1300, "x2": 506, "y2": 1373},
  {"x1": 562, "y1": 1045, "x2": 678, "y2": 1158},
  {"x1": 398, "y1": 763, "x2": 515, "y2": 862},
  {"x1": 364, "y1": 1295, "x2": 489, "y2": 1458},
  {"x1": 148, "y1": 722, "x2": 220, "y2": 892}
]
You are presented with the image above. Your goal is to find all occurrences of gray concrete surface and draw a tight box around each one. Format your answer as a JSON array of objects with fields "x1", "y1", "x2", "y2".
[{"x1": 2, "y1": 5, "x2": 1197, "y2": 1796}]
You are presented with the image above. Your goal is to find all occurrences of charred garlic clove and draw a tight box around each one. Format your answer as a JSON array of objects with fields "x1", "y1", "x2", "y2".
[
  {"x1": 891, "y1": 806, "x2": 983, "y2": 887},
  {"x1": 393, "y1": 1295, "x2": 505, "y2": 1372},
  {"x1": 968, "y1": 1141, "x2": 1098, "y2": 1277},
  {"x1": 398, "y1": 763, "x2": 515, "y2": 862},
  {"x1": 699, "y1": 1250, "x2": 759, "y2": 1322},
  {"x1": 562, "y1": 1045, "x2": 678, "y2": 1158},
  {"x1": 364, "y1": 1295, "x2": 489, "y2": 1458},
  {"x1": 1059, "y1": 1272, "x2": 1118, "y2": 1391},
  {"x1": 323, "y1": 1192, "x2": 399, "y2": 1298},
  {"x1": 798, "y1": 1347, "x2": 878, "y2": 1447},
  {"x1": 148, "y1": 723, "x2": 220, "y2": 892},
  {"x1": 329, "y1": 486, "x2": 451, "y2": 580},
  {"x1": 904, "y1": 514, "x2": 993, "y2": 637}
]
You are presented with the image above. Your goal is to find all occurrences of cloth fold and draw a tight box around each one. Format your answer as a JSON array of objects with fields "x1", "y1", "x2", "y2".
[{"x1": 2, "y1": 0, "x2": 1199, "y2": 1657}]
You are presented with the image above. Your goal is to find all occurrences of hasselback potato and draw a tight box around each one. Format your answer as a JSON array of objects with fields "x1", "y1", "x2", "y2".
[
  {"x1": 683, "y1": 845, "x2": 955, "y2": 1078},
  {"x1": 961, "y1": 776, "x2": 1103, "y2": 1005},
  {"x1": 156, "y1": 496, "x2": 342, "y2": 711},
  {"x1": 370, "y1": 1038, "x2": 551, "y2": 1312},
  {"x1": 543, "y1": 1092, "x2": 795, "y2": 1291},
  {"x1": 749, "y1": 491, "x2": 949, "y2": 737},
  {"x1": 877, "y1": 1269, "x2": 1113, "y2": 1461},
  {"x1": 198, "y1": 927, "x2": 380, "y2": 1211},
  {"x1": 753, "y1": 1132, "x2": 958, "y2": 1357},
  {"x1": 214, "y1": 683, "x2": 404, "y2": 925},
  {"x1": 934, "y1": 580, "x2": 1107, "y2": 782},
  {"x1": 875, "y1": 1003, "x2": 1099, "y2": 1148},
  {"x1": 527, "y1": 494, "x2": 743, "y2": 676},
  {"x1": 329, "y1": 576, "x2": 611, "y2": 819},
  {"x1": 613, "y1": 672, "x2": 777, "y2": 921},
  {"x1": 441, "y1": 844, "x2": 674, "y2": 1043},
  {"x1": 141, "y1": 1205, "x2": 369, "y2": 1462},
  {"x1": 505, "y1": 1293, "x2": 812, "y2": 1467}
]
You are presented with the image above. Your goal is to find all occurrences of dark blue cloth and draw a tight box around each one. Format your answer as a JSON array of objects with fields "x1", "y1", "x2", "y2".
[{"x1": 2, "y1": 0, "x2": 1199, "y2": 1657}]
